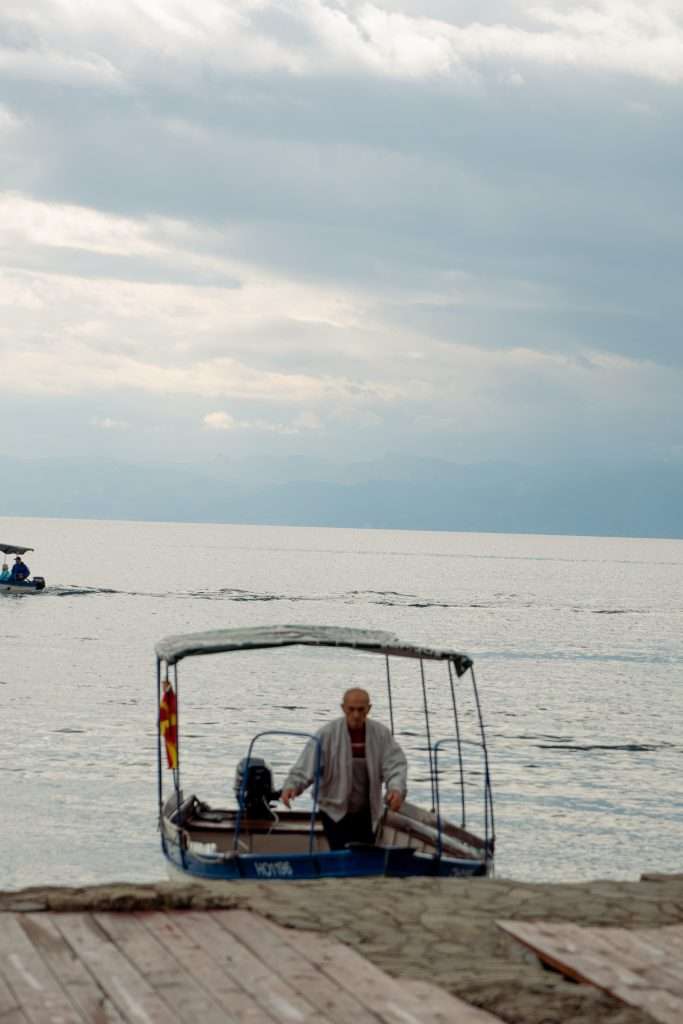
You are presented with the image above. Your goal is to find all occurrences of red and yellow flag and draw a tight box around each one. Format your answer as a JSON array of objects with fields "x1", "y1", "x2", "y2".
[{"x1": 159, "y1": 680, "x2": 178, "y2": 769}]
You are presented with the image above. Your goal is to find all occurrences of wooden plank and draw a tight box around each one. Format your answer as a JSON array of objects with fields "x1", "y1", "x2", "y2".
[
  {"x1": 638, "y1": 965, "x2": 683, "y2": 1000},
  {"x1": 611, "y1": 925, "x2": 683, "y2": 962},
  {"x1": 501, "y1": 919, "x2": 683, "y2": 991},
  {"x1": 596, "y1": 926, "x2": 676, "y2": 965},
  {"x1": 171, "y1": 909, "x2": 505, "y2": 1024},
  {"x1": 0, "y1": 1010, "x2": 32, "y2": 1024},
  {"x1": 136, "y1": 911, "x2": 274, "y2": 1024},
  {"x1": 268, "y1": 922, "x2": 465, "y2": 1024},
  {"x1": 400, "y1": 980, "x2": 505, "y2": 1023},
  {"x1": 641, "y1": 925, "x2": 683, "y2": 954},
  {"x1": 0, "y1": 913, "x2": 86, "y2": 1024},
  {"x1": 498, "y1": 920, "x2": 649, "y2": 987},
  {"x1": 214, "y1": 910, "x2": 381, "y2": 1024},
  {"x1": 576, "y1": 923, "x2": 683, "y2": 970},
  {"x1": 51, "y1": 912, "x2": 179, "y2": 1024},
  {"x1": 22, "y1": 914, "x2": 124, "y2": 1024},
  {"x1": 0, "y1": 973, "x2": 23, "y2": 1017},
  {"x1": 498, "y1": 920, "x2": 683, "y2": 1024},
  {"x1": 549, "y1": 923, "x2": 683, "y2": 1024},
  {"x1": 94, "y1": 913, "x2": 230, "y2": 1024},
  {"x1": 590, "y1": 927, "x2": 683, "y2": 997},
  {"x1": 607, "y1": 984, "x2": 682, "y2": 1024},
  {"x1": 176, "y1": 910, "x2": 330, "y2": 1024},
  {"x1": 499, "y1": 917, "x2": 679, "y2": 1011}
]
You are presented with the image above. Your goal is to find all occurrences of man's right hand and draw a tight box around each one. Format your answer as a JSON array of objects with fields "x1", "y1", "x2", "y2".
[
  {"x1": 280, "y1": 787, "x2": 298, "y2": 808},
  {"x1": 385, "y1": 789, "x2": 403, "y2": 812}
]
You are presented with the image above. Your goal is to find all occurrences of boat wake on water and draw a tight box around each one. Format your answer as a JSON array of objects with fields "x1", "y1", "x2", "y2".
[
  {"x1": 46, "y1": 585, "x2": 465, "y2": 605},
  {"x1": 46, "y1": 585, "x2": 296, "y2": 599},
  {"x1": 48, "y1": 585, "x2": 120, "y2": 596},
  {"x1": 182, "y1": 587, "x2": 310, "y2": 602},
  {"x1": 533, "y1": 742, "x2": 676, "y2": 753}
]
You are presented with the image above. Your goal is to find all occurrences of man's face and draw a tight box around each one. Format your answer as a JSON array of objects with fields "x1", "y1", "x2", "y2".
[{"x1": 342, "y1": 690, "x2": 371, "y2": 729}]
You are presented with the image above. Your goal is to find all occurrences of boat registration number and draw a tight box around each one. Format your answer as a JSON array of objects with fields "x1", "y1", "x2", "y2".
[{"x1": 253, "y1": 860, "x2": 294, "y2": 878}]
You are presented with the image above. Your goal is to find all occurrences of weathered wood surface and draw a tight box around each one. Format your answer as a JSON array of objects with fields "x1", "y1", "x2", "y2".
[
  {"x1": 227, "y1": 910, "x2": 505, "y2": 1024},
  {"x1": 4, "y1": 877, "x2": 683, "y2": 1024},
  {"x1": 0, "y1": 908, "x2": 504, "y2": 1023},
  {"x1": 399, "y1": 980, "x2": 505, "y2": 1023},
  {"x1": 498, "y1": 919, "x2": 683, "y2": 1024}
]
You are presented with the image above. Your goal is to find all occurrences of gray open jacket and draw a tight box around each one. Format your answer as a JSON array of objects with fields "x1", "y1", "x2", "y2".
[{"x1": 283, "y1": 716, "x2": 408, "y2": 830}]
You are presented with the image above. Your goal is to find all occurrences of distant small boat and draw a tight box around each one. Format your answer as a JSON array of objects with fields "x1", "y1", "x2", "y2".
[
  {"x1": 155, "y1": 624, "x2": 495, "y2": 882},
  {"x1": 0, "y1": 543, "x2": 46, "y2": 594}
]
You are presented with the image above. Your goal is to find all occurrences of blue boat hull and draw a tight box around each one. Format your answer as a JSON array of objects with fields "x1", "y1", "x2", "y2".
[
  {"x1": 162, "y1": 836, "x2": 489, "y2": 881},
  {"x1": 0, "y1": 577, "x2": 46, "y2": 595}
]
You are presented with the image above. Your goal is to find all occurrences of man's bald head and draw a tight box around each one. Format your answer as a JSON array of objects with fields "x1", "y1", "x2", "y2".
[{"x1": 342, "y1": 688, "x2": 371, "y2": 729}]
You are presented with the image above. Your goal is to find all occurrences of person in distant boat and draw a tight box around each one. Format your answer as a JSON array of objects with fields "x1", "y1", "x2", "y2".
[
  {"x1": 280, "y1": 687, "x2": 407, "y2": 850},
  {"x1": 0, "y1": 563, "x2": 10, "y2": 582},
  {"x1": 9, "y1": 556, "x2": 30, "y2": 583}
]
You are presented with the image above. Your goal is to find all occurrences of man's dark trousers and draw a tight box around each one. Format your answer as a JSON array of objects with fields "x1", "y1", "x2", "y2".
[{"x1": 320, "y1": 807, "x2": 374, "y2": 849}]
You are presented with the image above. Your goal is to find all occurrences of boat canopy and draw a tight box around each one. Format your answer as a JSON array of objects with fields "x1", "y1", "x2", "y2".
[
  {"x1": 155, "y1": 624, "x2": 473, "y2": 676},
  {"x1": 0, "y1": 543, "x2": 34, "y2": 555}
]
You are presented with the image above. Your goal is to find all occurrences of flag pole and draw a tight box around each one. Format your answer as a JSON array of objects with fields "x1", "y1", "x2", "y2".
[{"x1": 156, "y1": 657, "x2": 163, "y2": 825}]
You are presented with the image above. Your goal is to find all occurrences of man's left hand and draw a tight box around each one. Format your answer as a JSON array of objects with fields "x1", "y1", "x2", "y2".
[{"x1": 385, "y1": 789, "x2": 403, "y2": 812}]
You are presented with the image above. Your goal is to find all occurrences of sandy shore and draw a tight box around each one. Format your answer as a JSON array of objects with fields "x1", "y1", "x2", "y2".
[{"x1": 2, "y1": 873, "x2": 682, "y2": 1024}]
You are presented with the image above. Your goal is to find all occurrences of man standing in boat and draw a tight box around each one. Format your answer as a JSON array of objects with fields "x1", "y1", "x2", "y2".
[
  {"x1": 281, "y1": 687, "x2": 407, "y2": 850},
  {"x1": 9, "y1": 555, "x2": 30, "y2": 583}
]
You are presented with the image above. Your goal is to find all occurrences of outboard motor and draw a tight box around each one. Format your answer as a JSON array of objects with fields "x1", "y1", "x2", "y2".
[
  {"x1": 32, "y1": 577, "x2": 46, "y2": 591},
  {"x1": 234, "y1": 757, "x2": 281, "y2": 820}
]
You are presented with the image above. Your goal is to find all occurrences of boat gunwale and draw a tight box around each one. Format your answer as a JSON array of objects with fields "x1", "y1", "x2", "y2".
[{"x1": 162, "y1": 799, "x2": 491, "y2": 861}]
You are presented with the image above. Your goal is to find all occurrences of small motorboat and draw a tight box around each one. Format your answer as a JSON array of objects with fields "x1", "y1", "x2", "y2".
[
  {"x1": 0, "y1": 543, "x2": 46, "y2": 595},
  {"x1": 155, "y1": 625, "x2": 495, "y2": 881}
]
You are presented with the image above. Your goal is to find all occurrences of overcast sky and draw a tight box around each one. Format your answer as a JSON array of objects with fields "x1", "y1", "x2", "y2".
[{"x1": 2, "y1": 1, "x2": 682, "y2": 470}]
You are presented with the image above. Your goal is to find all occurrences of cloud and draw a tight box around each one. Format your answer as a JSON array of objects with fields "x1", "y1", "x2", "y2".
[
  {"x1": 0, "y1": 192, "x2": 165, "y2": 257},
  {"x1": 91, "y1": 416, "x2": 128, "y2": 430},
  {"x1": 1, "y1": 2, "x2": 683, "y2": 473},
  {"x1": 203, "y1": 411, "x2": 236, "y2": 431},
  {"x1": 2, "y1": 1, "x2": 683, "y2": 88},
  {"x1": 1, "y1": 178, "x2": 682, "y2": 469},
  {"x1": 0, "y1": 104, "x2": 22, "y2": 132},
  {"x1": 0, "y1": 44, "x2": 124, "y2": 89},
  {"x1": 2, "y1": 333, "x2": 402, "y2": 404},
  {"x1": 293, "y1": 410, "x2": 322, "y2": 431},
  {"x1": 203, "y1": 409, "x2": 323, "y2": 434}
]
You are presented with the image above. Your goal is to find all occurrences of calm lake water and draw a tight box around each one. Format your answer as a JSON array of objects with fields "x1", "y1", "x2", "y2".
[{"x1": 1, "y1": 516, "x2": 681, "y2": 891}]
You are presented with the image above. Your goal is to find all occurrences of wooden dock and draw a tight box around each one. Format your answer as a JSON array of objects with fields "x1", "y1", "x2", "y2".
[
  {"x1": 498, "y1": 919, "x2": 683, "y2": 1024},
  {"x1": 0, "y1": 908, "x2": 502, "y2": 1023}
]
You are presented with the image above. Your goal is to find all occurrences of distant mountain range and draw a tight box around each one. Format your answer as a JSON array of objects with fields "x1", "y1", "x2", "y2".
[{"x1": 1, "y1": 454, "x2": 681, "y2": 539}]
